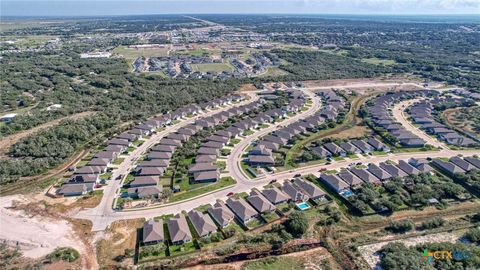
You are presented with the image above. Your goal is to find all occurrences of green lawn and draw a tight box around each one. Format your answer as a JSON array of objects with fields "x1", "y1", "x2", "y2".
[
  {"x1": 168, "y1": 241, "x2": 198, "y2": 257},
  {"x1": 112, "y1": 45, "x2": 169, "y2": 60},
  {"x1": 191, "y1": 63, "x2": 234, "y2": 73},
  {"x1": 100, "y1": 172, "x2": 112, "y2": 180},
  {"x1": 245, "y1": 217, "x2": 264, "y2": 229},
  {"x1": 229, "y1": 138, "x2": 241, "y2": 145},
  {"x1": 241, "y1": 161, "x2": 256, "y2": 179},
  {"x1": 112, "y1": 158, "x2": 125, "y2": 165},
  {"x1": 170, "y1": 177, "x2": 236, "y2": 202},
  {"x1": 261, "y1": 211, "x2": 280, "y2": 223},
  {"x1": 243, "y1": 130, "x2": 255, "y2": 136},
  {"x1": 361, "y1": 58, "x2": 396, "y2": 66}
]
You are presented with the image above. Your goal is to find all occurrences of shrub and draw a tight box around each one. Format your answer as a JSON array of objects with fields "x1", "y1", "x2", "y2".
[
  {"x1": 46, "y1": 247, "x2": 80, "y2": 262},
  {"x1": 386, "y1": 220, "x2": 414, "y2": 234},
  {"x1": 420, "y1": 217, "x2": 445, "y2": 230},
  {"x1": 465, "y1": 227, "x2": 480, "y2": 244}
]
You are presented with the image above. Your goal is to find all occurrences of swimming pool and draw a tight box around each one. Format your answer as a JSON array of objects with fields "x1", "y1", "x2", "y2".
[
  {"x1": 296, "y1": 202, "x2": 310, "y2": 210},
  {"x1": 340, "y1": 190, "x2": 354, "y2": 197}
]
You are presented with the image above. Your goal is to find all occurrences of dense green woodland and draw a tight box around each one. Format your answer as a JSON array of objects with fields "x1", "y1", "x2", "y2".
[
  {"x1": 1, "y1": 15, "x2": 479, "y2": 185},
  {"x1": 379, "y1": 242, "x2": 480, "y2": 270}
]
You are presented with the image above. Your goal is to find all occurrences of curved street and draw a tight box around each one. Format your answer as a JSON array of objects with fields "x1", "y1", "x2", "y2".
[{"x1": 75, "y1": 82, "x2": 476, "y2": 232}]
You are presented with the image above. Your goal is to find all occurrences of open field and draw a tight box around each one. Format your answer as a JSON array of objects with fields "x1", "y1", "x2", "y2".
[
  {"x1": 113, "y1": 46, "x2": 170, "y2": 60},
  {"x1": 361, "y1": 58, "x2": 396, "y2": 66},
  {"x1": 191, "y1": 63, "x2": 234, "y2": 72}
]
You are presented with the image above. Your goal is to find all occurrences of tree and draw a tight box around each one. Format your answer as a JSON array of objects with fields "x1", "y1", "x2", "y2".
[
  {"x1": 465, "y1": 227, "x2": 480, "y2": 244},
  {"x1": 285, "y1": 210, "x2": 309, "y2": 237}
]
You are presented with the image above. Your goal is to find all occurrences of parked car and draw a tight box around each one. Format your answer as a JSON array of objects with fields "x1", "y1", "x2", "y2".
[
  {"x1": 319, "y1": 168, "x2": 327, "y2": 172},
  {"x1": 269, "y1": 179, "x2": 277, "y2": 184},
  {"x1": 227, "y1": 192, "x2": 234, "y2": 197},
  {"x1": 294, "y1": 173, "x2": 301, "y2": 177},
  {"x1": 116, "y1": 174, "x2": 124, "y2": 180}
]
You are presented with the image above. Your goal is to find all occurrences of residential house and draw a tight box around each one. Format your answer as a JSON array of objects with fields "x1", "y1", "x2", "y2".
[
  {"x1": 323, "y1": 142, "x2": 346, "y2": 157},
  {"x1": 432, "y1": 159, "x2": 465, "y2": 175},
  {"x1": 337, "y1": 170, "x2": 364, "y2": 187},
  {"x1": 367, "y1": 164, "x2": 392, "y2": 181},
  {"x1": 246, "y1": 190, "x2": 276, "y2": 213},
  {"x1": 379, "y1": 162, "x2": 408, "y2": 178},
  {"x1": 208, "y1": 200, "x2": 235, "y2": 228},
  {"x1": 187, "y1": 210, "x2": 218, "y2": 237},
  {"x1": 226, "y1": 198, "x2": 259, "y2": 224},
  {"x1": 261, "y1": 187, "x2": 289, "y2": 205},
  {"x1": 193, "y1": 171, "x2": 220, "y2": 183},
  {"x1": 397, "y1": 160, "x2": 421, "y2": 175},
  {"x1": 293, "y1": 179, "x2": 325, "y2": 200},
  {"x1": 450, "y1": 156, "x2": 476, "y2": 171},
  {"x1": 129, "y1": 176, "x2": 158, "y2": 187},
  {"x1": 142, "y1": 219, "x2": 164, "y2": 245},
  {"x1": 339, "y1": 142, "x2": 361, "y2": 154},
  {"x1": 319, "y1": 174, "x2": 349, "y2": 193},
  {"x1": 349, "y1": 168, "x2": 381, "y2": 184},
  {"x1": 58, "y1": 183, "x2": 94, "y2": 196},
  {"x1": 168, "y1": 214, "x2": 192, "y2": 245},
  {"x1": 128, "y1": 186, "x2": 163, "y2": 199}
]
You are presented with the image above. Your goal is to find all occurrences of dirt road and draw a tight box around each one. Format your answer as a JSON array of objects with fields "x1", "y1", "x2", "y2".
[{"x1": 0, "y1": 111, "x2": 95, "y2": 156}]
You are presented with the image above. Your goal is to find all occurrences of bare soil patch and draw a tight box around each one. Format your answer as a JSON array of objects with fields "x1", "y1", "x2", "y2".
[{"x1": 0, "y1": 195, "x2": 96, "y2": 268}]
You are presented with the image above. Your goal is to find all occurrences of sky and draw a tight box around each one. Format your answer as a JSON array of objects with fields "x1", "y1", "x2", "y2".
[{"x1": 1, "y1": 0, "x2": 479, "y2": 17}]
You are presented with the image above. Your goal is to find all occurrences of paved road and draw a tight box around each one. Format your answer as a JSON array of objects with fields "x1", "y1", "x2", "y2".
[
  {"x1": 76, "y1": 92, "x2": 259, "y2": 231},
  {"x1": 392, "y1": 99, "x2": 448, "y2": 149},
  {"x1": 226, "y1": 89, "x2": 321, "y2": 189}
]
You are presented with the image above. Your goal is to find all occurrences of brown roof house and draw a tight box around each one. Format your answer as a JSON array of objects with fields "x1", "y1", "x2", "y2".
[
  {"x1": 168, "y1": 214, "x2": 192, "y2": 245},
  {"x1": 142, "y1": 219, "x2": 164, "y2": 245},
  {"x1": 187, "y1": 210, "x2": 218, "y2": 237}
]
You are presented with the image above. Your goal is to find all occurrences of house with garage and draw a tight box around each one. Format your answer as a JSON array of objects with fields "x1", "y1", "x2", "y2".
[
  {"x1": 350, "y1": 168, "x2": 381, "y2": 185},
  {"x1": 367, "y1": 164, "x2": 392, "y2": 181},
  {"x1": 226, "y1": 198, "x2": 259, "y2": 224},
  {"x1": 397, "y1": 160, "x2": 421, "y2": 175},
  {"x1": 339, "y1": 142, "x2": 361, "y2": 155},
  {"x1": 323, "y1": 142, "x2": 346, "y2": 157},
  {"x1": 168, "y1": 214, "x2": 192, "y2": 245},
  {"x1": 148, "y1": 151, "x2": 172, "y2": 160},
  {"x1": 128, "y1": 186, "x2": 163, "y2": 199},
  {"x1": 58, "y1": 183, "x2": 94, "y2": 196},
  {"x1": 246, "y1": 190, "x2": 276, "y2": 213},
  {"x1": 187, "y1": 210, "x2": 218, "y2": 237},
  {"x1": 208, "y1": 200, "x2": 235, "y2": 228},
  {"x1": 129, "y1": 176, "x2": 158, "y2": 188},
  {"x1": 261, "y1": 186, "x2": 289, "y2": 205},
  {"x1": 142, "y1": 219, "x2": 164, "y2": 245},
  {"x1": 337, "y1": 170, "x2": 364, "y2": 188},
  {"x1": 379, "y1": 162, "x2": 408, "y2": 178},
  {"x1": 319, "y1": 174, "x2": 349, "y2": 193}
]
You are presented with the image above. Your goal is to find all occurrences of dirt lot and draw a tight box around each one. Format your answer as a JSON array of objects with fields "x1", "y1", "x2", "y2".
[
  {"x1": 95, "y1": 218, "x2": 145, "y2": 268},
  {"x1": 0, "y1": 195, "x2": 98, "y2": 269}
]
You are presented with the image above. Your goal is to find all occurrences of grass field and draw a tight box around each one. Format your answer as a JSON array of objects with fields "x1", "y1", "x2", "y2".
[
  {"x1": 191, "y1": 63, "x2": 234, "y2": 73},
  {"x1": 170, "y1": 177, "x2": 236, "y2": 202},
  {"x1": 361, "y1": 58, "x2": 396, "y2": 66},
  {"x1": 113, "y1": 46, "x2": 169, "y2": 60}
]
